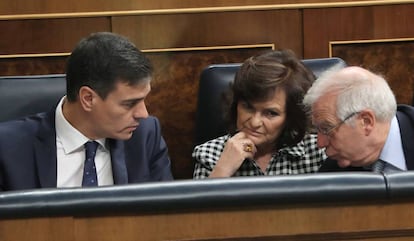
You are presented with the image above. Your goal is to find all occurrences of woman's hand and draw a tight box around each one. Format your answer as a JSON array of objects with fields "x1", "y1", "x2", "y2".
[{"x1": 209, "y1": 132, "x2": 256, "y2": 177}]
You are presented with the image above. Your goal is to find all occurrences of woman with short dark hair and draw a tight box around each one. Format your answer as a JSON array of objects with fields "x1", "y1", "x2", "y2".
[{"x1": 193, "y1": 49, "x2": 325, "y2": 178}]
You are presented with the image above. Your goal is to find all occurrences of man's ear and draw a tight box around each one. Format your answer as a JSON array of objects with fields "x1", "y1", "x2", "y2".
[
  {"x1": 359, "y1": 109, "x2": 375, "y2": 136},
  {"x1": 79, "y1": 86, "x2": 95, "y2": 111}
]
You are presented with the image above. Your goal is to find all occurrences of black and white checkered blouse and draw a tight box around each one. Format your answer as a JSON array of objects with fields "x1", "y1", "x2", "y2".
[{"x1": 192, "y1": 133, "x2": 326, "y2": 179}]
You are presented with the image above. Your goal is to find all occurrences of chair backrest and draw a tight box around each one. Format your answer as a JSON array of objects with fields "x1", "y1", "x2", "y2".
[
  {"x1": 194, "y1": 57, "x2": 347, "y2": 146},
  {"x1": 0, "y1": 74, "x2": 66, "y2": 122}
]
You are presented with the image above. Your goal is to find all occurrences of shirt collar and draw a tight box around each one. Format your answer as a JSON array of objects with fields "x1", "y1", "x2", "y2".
[
  {"x1": 55, "y1": 96, "x2": 106, "y2": 154},
  {"x1": 379, "y1": 116, "x2": 407, "y2": 170}
]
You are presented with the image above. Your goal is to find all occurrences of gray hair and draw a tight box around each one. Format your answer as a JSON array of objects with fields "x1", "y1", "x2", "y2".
[{"x1": 303, "y1": 65, "x2": 397, "y2": 122}]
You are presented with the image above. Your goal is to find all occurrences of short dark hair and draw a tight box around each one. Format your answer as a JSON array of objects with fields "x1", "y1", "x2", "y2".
[
  {"x1": 226, "y1": 49, "x2": 315, "y2": 149},
  {"x1": 65, "y1": 32, "x2": 153, "y2": 102}
]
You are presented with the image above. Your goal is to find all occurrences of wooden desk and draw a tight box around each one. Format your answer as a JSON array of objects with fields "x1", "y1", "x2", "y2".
[
  {"x1": 2, "y1": 201, "x2": 414, "y2": 241},
  {"x1": 1, "y1": 173, "x2": 414, "y2": 241}
]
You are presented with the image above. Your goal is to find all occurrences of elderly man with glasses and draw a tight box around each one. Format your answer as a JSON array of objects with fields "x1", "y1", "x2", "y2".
[{"x1": 303, "y1": 66, "x2": 414, "y2": 173}]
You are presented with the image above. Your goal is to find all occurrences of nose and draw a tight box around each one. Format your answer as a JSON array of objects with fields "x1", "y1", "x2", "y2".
[
  {"x1": 250, "y1": 112, "x2": 263, "y2": 127},
  {"x1": 133, "y1": 101, "x2": 149, "y2": 119},
  {"x1": 317, "y1": 132, "x2": 330, "y2": 148}
]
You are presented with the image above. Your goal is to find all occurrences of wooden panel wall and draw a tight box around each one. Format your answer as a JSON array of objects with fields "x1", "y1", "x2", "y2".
[
  {"x1": 303, "y1": 4, "x2": 414, "y2": 58},
  {"x1": 1, "y1": 1, "x2": 414, "y2": 179},
  {"x1": 331, "y1": 40, "x2": 414, "y2": 105},
  {"x1": 0, "y1": 18, "x2": 110, "y2": 55},
  {"x1": 303, "y1": 4, "x2": 414, "y2": 105},
  {"x1": 0, "y1": 0, "x2": 396, "y2": 15},
  {"x1": 111, "y1": 10, "x2": 302, "y2": 50},
  {"x1": 0, "y1": 17, "x2": 110, "y2": 75}
]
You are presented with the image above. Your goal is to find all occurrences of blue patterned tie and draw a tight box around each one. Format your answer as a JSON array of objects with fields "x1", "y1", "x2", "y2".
[
  {"x1": 82, "y1": 141, "x2": 99, "y2": 187},
  {"x1": 371, "y1": 159, "x2": 386, "y2": 173}
]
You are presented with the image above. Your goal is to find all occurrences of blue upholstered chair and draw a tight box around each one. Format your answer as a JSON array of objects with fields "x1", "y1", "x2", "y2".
[{"x1": 0, "y1": 74, "x2": 66, "y2": 122}]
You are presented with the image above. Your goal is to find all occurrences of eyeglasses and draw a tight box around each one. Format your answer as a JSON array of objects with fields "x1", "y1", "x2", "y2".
[{"x1": 314, "y1": 112, "x2": 360, "y2": 136}]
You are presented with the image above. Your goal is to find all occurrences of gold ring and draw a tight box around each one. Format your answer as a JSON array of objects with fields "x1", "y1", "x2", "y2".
[{"x1": 244, "y1": 144, "x2": 253, "y2": 152}]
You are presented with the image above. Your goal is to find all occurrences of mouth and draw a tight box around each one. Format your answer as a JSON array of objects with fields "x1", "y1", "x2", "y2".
[
  {"x1": 243, "y1": 128, "x2": 262, "y2": 137},
  {"x1": 125, "y1": 124, "x2": 139, "y2": 132}
]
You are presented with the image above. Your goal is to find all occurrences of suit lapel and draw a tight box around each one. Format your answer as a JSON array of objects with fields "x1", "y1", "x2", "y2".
[
  {"x1": 396, "y1": 109, "x2": 414, "y2": 170},
  {"x1": 108, "y1": 139, "x2": 128, "y2": 184},
  {"x1": 34, "y1": 111, "x2": 58, "y2": 188},
  {"x1": 32, "y1": 110, "x2": 130, "y2": 187}
]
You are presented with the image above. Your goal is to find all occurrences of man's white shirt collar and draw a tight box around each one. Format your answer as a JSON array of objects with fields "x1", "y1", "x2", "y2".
[
  {"x1": 379, "y1": 116, "x2": 407, "y2": 171},
  {"x1": 55, "y1": 97, "x2": 106, "y2": 152}
]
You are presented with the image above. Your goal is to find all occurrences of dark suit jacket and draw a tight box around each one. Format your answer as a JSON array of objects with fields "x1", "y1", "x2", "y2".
[
  {"x1": 0, "y1": 110, "x2": 173, "y2": 191},
  {"x1": 319, "y1": 105, "x2": 414, "y2": 172}
]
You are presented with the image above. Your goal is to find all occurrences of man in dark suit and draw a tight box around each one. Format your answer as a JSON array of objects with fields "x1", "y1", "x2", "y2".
[
  {"x1": 303, "y1": 66, "x2": 414, "y2": 172},
  {"x1": 0, "y1": 32, "x2": 173, "y2": 191}
]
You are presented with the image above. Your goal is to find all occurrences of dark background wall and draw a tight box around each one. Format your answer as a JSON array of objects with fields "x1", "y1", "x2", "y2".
[{"x1": 1, "y1": 0, "x2": 413, "y2": 179}]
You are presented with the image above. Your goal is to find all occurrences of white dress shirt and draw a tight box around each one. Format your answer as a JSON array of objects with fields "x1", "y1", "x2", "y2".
[
  {"x1": 55, "y1": 97, "x2": 114, "y2": 187},
  {"x1": 379, "y1": 116, "x2": 407, "y2": 172}
]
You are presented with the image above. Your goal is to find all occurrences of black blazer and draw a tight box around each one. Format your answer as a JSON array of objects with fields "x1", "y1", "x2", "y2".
[{"x1": 319, "y1": 105, "x2": 414, "y2": 172}]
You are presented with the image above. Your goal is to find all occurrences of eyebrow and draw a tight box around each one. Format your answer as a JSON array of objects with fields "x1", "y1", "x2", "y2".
[
  {"x1": 266, "y1": 107, "x2": 284, "y2": 115},
  {"x1": 246, "y1": 100, "x2": 285, "y2": 113},
  {"x1": 120, "y1": 97, "x2": 145, "y2": 105}
]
